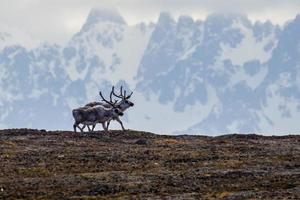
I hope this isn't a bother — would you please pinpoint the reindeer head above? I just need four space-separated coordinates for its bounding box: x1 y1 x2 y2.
99 90 124 117
112 86 134 111
113 108 124 117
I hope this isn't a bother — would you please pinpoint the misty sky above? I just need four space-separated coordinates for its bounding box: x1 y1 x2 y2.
0 0 300 44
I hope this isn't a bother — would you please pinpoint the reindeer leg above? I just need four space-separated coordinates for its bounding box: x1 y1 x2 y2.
81 124 86 132
74 122 84 133
101 122 108 132
73 123 77 133
87 125 92 132
78 124 84 132
76 124 84 132
91 123 96 132
116 117 125 131
106 119 111 130
105 122 109 132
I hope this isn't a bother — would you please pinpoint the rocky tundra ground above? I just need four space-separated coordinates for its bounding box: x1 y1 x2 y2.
0 129 299 199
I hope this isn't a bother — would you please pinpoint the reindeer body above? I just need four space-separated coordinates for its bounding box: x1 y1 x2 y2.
72 105 123 133
73 85 134 132
85 97 134 131
85 101 110 108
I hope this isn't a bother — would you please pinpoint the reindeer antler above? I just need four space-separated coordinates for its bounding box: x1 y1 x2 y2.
112 85 133 100
99 91 118 107
126 91 133 99
110 86 114 102
112 86 123 99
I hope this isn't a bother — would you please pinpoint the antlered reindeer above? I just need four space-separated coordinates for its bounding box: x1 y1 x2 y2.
85 86 134 131
72 93 123 133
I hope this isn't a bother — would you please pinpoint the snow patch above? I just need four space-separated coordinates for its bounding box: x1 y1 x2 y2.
65 22 154 88
229 64 268 89
127 85 218 134
220 21 276 65
259 83 300 134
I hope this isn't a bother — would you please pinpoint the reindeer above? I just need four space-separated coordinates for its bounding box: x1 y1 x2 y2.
85 86 134 131
72 93 123 133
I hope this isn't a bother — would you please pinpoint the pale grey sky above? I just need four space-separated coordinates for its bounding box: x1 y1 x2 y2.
0 0 299 44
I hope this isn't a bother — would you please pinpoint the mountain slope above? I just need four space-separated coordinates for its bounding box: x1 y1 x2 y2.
0 9 300 134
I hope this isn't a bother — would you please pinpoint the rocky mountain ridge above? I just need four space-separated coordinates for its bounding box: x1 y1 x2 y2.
0 8 300 134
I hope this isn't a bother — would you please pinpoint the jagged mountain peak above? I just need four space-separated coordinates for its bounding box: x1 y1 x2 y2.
295 14 300 21
288 13 300 28
80 7 126 31
253 20 277 32
205 12 252 28
206 12 248 20
177 15 195 26
157 12 176 26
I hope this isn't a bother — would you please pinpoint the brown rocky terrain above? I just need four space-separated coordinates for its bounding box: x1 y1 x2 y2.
0 129 299 199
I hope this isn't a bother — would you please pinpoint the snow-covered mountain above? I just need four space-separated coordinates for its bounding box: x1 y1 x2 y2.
0 8 300 135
